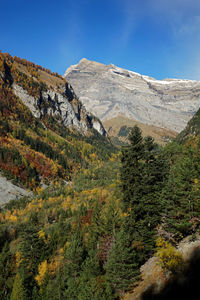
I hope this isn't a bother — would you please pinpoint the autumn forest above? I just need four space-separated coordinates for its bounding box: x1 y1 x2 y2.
1 51 200 299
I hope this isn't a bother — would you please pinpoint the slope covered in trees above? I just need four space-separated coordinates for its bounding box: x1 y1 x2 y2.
1 120 200 299
1 51 200 299
0 51 114 191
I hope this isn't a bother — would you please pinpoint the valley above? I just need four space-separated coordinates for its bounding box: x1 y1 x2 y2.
0 51 200 300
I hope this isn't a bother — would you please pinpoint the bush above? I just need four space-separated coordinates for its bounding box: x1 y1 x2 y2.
156 237 183 273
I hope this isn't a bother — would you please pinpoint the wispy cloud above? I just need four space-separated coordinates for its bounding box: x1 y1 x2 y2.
121 0 200 79
57 0 85 70
148 0 200 37
113 0 143 48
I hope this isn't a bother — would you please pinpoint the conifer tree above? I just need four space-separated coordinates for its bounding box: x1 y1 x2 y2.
105 230 139 295
10 273 26 300
19 224 47 298
78 250 114 299
120 125 144 211
0 242 13 299
62 227 85 299
120 127 167 259
162 146 200 237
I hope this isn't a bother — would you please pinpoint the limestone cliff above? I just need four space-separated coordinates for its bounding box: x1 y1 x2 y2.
65 59 200 133
0 54 107 137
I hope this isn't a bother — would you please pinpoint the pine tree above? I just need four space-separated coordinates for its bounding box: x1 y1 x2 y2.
0 242 13 299
162 145 200 237
120 127 168 259
19 224 47 298
120 125 144 211
105 230 139 295
10 273 26 300
78 250 114 299
61 227 85 299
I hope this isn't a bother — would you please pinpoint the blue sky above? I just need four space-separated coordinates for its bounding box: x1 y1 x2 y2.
1 0 200 80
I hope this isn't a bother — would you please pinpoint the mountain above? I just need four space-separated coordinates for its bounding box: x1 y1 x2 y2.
0 53 106 137
64 58 200 136
1 53 200 298
0 52 113 204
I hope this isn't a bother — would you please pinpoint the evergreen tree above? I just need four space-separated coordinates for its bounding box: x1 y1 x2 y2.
0 242 13 299
120 125 144 211
105 230 139 296
19 224 47 298
62 227 85 299
162 145 200 237
77 250 114 299
120 127 168 259
10 273 26 300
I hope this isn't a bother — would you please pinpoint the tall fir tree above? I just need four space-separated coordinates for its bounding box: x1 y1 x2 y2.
120 125 144 211
105 230 139 296
10 273 26 300
120 126 168 259
62 227 85 299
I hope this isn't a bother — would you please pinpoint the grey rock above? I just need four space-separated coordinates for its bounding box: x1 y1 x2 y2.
13 82 106 136
64 59 200 132
0 174 30 206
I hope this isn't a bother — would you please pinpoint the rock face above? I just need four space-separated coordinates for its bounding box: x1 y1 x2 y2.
125 234 200 300
65 59 200 132
0 55 106 137
0 53 108 205
13 82 106 136
0 174 30 206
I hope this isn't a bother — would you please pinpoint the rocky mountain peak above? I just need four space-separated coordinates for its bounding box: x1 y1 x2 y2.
65 59 200 133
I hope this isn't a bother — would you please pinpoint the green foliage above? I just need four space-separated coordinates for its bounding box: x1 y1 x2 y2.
106 230 140 295
0 242 13 299
10 273 26 300
120 126 168 261
118 125 131 137
161 143 200 238
176 108 200 143
1 52 200 298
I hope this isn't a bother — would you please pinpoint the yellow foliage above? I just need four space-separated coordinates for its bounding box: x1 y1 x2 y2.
15 251 22 267
38 230 47 242
59 247 64 255
5 211 18 222
35 260 48 286
156 237 183 273
35 186 44 195
48 256 63 277
65 241 70 248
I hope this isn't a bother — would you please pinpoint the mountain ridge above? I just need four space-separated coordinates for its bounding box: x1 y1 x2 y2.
65 58 200 133
0 51 114 203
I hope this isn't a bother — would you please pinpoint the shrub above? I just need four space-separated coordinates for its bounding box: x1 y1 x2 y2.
156 237 183 273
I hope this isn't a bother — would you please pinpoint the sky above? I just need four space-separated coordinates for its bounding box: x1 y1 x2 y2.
1 0 200 80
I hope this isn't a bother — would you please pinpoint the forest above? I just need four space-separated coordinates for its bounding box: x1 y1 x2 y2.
1 123 200 299
1 51 200 299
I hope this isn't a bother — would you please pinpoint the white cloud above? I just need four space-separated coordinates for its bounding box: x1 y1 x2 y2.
114 0 144 47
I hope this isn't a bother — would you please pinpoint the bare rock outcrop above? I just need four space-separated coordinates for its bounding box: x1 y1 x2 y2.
65 59 200 132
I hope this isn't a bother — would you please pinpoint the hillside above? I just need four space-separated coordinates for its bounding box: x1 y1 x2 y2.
176 107 200 143
103 115 177 146
1 52 200 300
0 51 114 202
65 58 200 134
1 119 200 299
